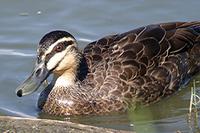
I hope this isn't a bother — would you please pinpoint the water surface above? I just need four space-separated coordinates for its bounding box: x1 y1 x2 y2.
0 0 200 133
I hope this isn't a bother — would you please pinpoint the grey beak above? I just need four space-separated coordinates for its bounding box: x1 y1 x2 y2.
16 62 50 97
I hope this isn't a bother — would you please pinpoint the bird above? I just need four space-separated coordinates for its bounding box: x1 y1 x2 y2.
16 21 200 116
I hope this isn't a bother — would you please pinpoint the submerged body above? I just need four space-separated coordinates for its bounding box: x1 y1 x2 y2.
16 22 200 116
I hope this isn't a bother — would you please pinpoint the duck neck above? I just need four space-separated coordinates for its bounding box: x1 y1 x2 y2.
53 67 77 88
51 53 88 89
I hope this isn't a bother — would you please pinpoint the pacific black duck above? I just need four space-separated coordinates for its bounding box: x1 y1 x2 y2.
16 21 200 116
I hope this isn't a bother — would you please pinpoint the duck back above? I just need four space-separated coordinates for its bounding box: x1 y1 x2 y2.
83 22 200 104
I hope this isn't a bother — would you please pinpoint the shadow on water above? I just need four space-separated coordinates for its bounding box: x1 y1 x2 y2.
128 76 200 133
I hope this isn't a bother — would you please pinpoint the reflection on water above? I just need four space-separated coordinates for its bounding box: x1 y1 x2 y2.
39 112 133 131
0 0 200 132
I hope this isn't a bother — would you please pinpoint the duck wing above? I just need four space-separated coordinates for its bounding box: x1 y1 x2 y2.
83 22 200 104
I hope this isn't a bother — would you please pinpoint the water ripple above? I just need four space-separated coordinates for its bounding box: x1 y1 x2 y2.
0 107 35 118
78 38 93 43
0 49 34 57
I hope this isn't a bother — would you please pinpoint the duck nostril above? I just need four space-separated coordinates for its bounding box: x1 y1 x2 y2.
17 89 22 97
35 68 42 77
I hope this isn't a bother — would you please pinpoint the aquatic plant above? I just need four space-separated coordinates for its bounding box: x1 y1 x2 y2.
188 80 200 133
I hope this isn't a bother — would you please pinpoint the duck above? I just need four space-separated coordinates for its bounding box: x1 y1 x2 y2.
16 21 200 116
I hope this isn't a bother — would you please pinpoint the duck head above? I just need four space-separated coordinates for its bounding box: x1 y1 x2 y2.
16 30 80 97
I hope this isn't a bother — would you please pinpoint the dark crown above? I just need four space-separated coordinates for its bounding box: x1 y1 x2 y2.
39 30 75 50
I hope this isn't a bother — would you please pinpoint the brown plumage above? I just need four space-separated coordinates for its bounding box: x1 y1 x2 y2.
16 21 200 116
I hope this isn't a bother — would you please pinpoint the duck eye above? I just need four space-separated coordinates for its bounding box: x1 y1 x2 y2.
55 44 64 52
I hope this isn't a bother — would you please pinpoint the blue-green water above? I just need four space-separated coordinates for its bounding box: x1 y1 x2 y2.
0 0 200 132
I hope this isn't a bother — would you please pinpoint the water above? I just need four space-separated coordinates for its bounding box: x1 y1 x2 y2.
0 0 200 132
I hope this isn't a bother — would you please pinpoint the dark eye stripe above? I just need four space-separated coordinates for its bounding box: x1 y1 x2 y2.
66 40 74 46
53 43 65 52
44 40 74 65
45 52 55 65
53 41 74 52
54 44 65 52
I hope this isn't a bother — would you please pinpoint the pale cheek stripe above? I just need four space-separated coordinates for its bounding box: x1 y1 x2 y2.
46 50 68 70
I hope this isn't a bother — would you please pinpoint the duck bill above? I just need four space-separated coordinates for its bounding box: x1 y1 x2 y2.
16 62 50 97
